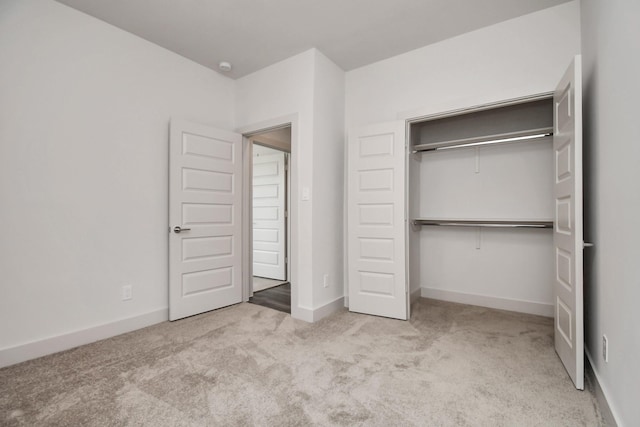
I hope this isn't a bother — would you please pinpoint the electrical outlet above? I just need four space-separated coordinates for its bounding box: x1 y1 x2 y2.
323 274 329 288
302 187 310 201
122 285 132 301
602 335 609 362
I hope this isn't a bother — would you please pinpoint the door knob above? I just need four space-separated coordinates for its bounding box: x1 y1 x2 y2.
173 226 191 233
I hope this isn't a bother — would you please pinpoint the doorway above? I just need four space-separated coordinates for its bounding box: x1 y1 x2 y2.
247 126 291 314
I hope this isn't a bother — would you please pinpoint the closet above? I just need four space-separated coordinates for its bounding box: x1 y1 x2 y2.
347 57 584 389
408 96 555 320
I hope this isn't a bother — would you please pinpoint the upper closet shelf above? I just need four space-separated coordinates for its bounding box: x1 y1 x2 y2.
412 127 553 153
412 218 553 229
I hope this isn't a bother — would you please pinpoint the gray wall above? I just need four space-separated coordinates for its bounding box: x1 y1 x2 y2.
581 1 640 425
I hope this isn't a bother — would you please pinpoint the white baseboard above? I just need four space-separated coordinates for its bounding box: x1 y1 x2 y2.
585 350 620 427
312 296 345 322
294 296 345 323
421 287 554 317
292 305 314 323
0 308 168 368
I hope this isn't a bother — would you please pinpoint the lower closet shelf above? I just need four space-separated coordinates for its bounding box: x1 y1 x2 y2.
412 218 553 229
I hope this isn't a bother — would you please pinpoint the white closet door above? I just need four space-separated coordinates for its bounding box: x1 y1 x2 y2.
553 56 584 389
348 121 407 320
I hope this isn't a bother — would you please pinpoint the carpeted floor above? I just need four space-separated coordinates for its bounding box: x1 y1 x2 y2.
1 299 603 426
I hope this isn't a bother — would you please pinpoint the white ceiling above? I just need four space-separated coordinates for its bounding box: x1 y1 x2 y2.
55 0 571 79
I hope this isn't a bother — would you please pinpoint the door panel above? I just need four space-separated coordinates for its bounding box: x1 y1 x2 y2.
553 56 584 389
169 120 242 321
252 148 286 280
348 122 407 320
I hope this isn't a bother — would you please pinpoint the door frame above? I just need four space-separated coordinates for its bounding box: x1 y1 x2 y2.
237 114 299 319
402 92 556 317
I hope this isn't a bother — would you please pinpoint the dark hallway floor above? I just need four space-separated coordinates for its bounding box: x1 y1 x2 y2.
248 282 291 314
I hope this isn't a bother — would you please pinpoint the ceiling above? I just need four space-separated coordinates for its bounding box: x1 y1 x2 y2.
55 0 571 79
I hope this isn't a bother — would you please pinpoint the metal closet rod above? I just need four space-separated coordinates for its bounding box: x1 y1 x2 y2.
412 219 554 229
412 127 554 153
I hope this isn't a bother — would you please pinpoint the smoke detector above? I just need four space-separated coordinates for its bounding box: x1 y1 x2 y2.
219 61 232 72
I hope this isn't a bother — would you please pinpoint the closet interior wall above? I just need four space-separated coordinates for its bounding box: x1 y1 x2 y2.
408 97 556 316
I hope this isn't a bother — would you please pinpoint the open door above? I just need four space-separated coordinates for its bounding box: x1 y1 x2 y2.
348 121 407 320
169 120 242 321
553 56 584 389
252 147 286 280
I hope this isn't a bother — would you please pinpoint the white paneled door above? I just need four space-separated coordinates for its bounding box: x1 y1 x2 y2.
553 56 584 389
348 121 407 320
169 120 242 321
252 148 286 280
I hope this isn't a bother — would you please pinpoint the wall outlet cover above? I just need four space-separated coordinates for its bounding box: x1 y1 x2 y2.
122 285 132 301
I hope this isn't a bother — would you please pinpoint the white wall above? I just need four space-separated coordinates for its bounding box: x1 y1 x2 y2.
345 1 581 315
0 0 234 357
346 1 581 129
417 140 555 315
581 1 640 425
235 48 346 320
311 50 346 309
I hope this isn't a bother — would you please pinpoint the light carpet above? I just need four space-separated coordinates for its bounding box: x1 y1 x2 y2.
1 298 603 426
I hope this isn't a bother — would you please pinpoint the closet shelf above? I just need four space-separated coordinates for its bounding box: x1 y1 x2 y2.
412 218 554 229
412 127 553 153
